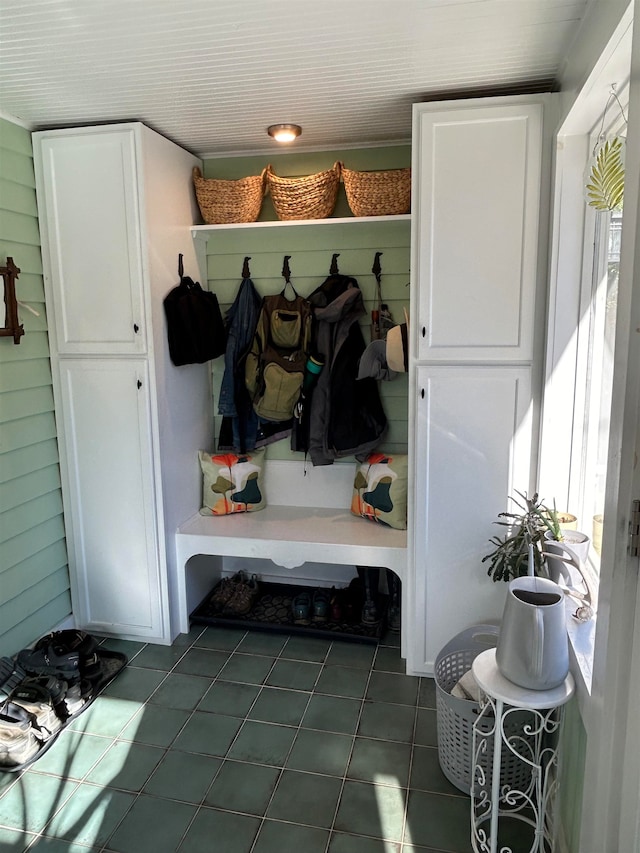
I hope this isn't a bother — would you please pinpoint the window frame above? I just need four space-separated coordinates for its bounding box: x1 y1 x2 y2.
539 86 630 705
569 202 622 588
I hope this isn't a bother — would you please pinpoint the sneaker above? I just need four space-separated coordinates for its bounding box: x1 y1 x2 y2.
61 678 93 719
209 572 245 613
223 574 260 616
312 589 330 623
8 678 64 740
0 701 42 766
292 591 311 625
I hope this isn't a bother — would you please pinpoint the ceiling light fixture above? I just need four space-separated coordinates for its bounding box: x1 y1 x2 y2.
267 123 302 143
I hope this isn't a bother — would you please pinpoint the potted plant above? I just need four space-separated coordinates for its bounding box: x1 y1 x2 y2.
538 500 591 567
482 491 551 582
483 492 595 621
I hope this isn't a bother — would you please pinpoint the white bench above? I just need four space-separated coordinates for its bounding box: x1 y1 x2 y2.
174 460 408 652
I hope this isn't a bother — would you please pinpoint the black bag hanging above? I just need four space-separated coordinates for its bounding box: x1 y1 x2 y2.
163 255 226 366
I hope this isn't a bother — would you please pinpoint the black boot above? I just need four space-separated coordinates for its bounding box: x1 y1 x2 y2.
358 566 380 625
386 570 401 632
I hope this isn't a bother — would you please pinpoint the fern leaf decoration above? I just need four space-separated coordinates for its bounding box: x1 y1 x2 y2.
586 137 625 211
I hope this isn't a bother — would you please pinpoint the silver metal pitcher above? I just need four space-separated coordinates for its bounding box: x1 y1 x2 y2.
496 546 569 690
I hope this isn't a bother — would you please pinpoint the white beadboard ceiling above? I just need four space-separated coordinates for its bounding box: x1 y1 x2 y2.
0 0 588 158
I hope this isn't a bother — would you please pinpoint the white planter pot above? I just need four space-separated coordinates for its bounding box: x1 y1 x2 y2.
543 529 590 582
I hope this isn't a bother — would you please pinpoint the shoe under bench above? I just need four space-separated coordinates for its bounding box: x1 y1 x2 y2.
174 460 408 652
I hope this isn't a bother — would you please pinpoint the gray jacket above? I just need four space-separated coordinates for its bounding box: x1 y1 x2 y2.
307 275 387 466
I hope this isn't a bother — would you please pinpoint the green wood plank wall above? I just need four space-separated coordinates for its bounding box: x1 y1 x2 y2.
200 146 410 462
558 696 587 853
0 116 71 657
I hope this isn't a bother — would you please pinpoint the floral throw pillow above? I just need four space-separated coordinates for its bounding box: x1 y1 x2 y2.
351 452 408 530
199 449 266 515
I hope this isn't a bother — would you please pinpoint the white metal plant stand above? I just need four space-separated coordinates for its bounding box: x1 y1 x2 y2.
470 649 575 853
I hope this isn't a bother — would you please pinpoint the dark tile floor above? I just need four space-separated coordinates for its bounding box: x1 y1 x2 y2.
0 625 476 852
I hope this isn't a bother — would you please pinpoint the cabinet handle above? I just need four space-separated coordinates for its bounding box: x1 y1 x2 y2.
137 379 142 389
133 323 139 333
422 326 426 338
421 388 425 399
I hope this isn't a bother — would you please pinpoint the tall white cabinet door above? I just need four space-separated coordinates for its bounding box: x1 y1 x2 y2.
35 128 146 355
412 102 542 363
408 365 533 674
57 359 167 639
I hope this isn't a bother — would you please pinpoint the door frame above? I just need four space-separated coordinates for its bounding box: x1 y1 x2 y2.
580 3 640 847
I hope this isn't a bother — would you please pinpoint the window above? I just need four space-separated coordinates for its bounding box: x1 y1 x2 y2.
570 207 621 574
568 113 626 579
540 18 631 699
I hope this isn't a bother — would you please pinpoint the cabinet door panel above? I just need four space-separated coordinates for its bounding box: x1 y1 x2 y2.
413 103 542 361
38 129 146 354
409 365 532 674
58 359 164 637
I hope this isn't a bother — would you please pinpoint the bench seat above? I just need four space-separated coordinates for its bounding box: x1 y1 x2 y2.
173 461 409 654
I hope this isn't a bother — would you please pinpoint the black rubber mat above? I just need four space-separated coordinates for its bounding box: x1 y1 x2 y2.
191 581 388 644
0 647 127 773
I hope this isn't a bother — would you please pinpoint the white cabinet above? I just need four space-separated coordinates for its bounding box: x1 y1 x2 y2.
58 359 163 635
407 96 551 675
411 364 532 673
34 123 212 644
413 103 542 363
35 130 146 354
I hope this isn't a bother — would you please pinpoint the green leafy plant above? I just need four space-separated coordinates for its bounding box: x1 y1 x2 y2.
586 137 625 211
482 491 551 582
533 499 563 541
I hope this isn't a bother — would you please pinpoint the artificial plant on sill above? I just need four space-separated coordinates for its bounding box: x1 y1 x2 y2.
482 491 551 582
585 85 627 212
482 491 594 621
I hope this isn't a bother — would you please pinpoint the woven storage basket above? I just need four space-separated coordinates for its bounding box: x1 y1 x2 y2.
192 167 265 225
265 162 341 221
435 625 534 796
341 165 411 217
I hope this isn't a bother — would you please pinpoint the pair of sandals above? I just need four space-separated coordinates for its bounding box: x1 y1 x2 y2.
17 629 102 687
292 589 330 625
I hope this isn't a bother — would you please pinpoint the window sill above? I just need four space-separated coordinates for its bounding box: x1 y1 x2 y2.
565 593 598 722
556 558 597 710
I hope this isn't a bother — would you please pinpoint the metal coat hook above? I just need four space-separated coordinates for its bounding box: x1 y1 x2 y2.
0 257 24 344
330 253 340 275
178 253 184 278
372 251 383 284
370 252 384 341
242 256 251 278
281 255 298 298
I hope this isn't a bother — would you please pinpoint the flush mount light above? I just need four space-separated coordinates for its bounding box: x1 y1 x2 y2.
267 124 302 143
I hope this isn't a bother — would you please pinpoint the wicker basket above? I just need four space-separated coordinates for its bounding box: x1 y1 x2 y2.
341 165 411 217
192 167 266 225
265 162 341 221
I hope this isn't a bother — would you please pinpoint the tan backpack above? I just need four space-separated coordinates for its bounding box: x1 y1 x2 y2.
245 288 312 422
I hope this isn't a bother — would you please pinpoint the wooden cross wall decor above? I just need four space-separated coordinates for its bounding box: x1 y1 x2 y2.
0 257 24 344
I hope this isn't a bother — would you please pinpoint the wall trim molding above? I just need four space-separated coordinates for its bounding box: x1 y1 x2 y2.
0 110 33 129
200 137 412 160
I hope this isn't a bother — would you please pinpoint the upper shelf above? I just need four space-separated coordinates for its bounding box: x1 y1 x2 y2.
191 214 411 238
